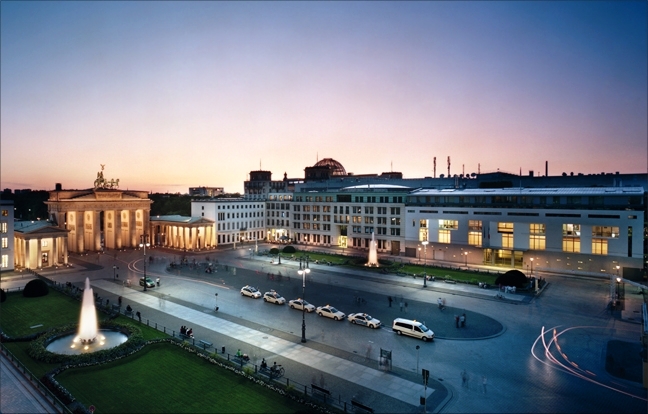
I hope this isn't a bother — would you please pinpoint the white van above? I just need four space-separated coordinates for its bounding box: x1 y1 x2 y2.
392 318 435 341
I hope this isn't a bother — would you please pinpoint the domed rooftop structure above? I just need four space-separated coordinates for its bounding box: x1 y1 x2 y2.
313 158 346 176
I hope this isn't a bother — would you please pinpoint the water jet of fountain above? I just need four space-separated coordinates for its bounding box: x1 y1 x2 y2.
367 232 379 267
76 278 98 344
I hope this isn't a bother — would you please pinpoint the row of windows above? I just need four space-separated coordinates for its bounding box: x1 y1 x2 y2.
217 211 264 220
217 221 262 231
266 203 290 210
213 204 263 210
407 195 642 207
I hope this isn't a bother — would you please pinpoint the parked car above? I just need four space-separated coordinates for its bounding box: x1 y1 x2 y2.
240 285 262 298
347 313 381 329
263 290 286 305
139 277 155 288
316 305 345 321
392 318 434 341
288 298 316 312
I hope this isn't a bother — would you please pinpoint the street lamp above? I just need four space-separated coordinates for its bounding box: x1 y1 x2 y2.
418 246 421 263
298 262 311 343
422 241 429 288
464 251 469 267
113 264 119 280
530 257 534 277
139 234 150 291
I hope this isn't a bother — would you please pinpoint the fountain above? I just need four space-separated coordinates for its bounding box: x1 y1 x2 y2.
366 232 379 267
45 278 128 355
77 278 98 344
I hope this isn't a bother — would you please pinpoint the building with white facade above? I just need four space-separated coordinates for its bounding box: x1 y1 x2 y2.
0 200 15 271
191 199 265 246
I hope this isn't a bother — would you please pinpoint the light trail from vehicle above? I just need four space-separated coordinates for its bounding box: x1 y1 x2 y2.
531 325 647 401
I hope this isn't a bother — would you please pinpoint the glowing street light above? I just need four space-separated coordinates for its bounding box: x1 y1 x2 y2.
139 234 150 291
298 261 311 343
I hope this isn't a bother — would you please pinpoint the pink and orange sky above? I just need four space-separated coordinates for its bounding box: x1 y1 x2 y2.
2 2 646 194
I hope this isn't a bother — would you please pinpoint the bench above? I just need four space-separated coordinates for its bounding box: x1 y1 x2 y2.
199 340 213 350
351 400 374 413
311 384 330 401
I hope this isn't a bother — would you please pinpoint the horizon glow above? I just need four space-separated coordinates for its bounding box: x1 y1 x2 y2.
2 2 646 194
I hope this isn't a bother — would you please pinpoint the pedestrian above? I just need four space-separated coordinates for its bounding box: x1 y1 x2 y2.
482 376 487 393
438 298 444 310
404 302 408 313
461 313 466 327
136 311 142 322
455 315 459 328
156 277 160 286
399 301 404 312
388 296 393 307
118 296 122 307
461 369 468 387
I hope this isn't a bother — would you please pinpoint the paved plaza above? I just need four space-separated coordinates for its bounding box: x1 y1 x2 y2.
1 246 646 413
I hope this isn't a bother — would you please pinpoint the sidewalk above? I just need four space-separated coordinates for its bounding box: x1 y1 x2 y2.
0 352 60 414
93 279 445 413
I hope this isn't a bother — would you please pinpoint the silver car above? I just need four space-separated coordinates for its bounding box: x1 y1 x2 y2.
288 298 315 312
316 305 345 321
263 290 286 305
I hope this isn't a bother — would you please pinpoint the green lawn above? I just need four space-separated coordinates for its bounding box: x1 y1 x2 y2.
56 342 306 413
270 249 501 284
1 288 313 414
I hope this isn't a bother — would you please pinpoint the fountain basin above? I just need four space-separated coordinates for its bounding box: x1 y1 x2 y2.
46 329 128 355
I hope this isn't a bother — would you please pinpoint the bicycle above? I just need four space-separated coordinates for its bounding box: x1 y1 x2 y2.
266 364 284 379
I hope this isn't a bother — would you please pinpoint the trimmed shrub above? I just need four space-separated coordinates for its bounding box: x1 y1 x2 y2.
269 248 280 255
23 279 49 298
282 245 296 254
494 270 528 288
0 289 6 303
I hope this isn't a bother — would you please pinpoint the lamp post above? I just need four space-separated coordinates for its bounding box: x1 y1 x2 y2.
298 261 310 343
139 234 150 291
418 246 421 263
113 264 119 280
422 241 428 287
464 251 469 267
416 345 420 373
616 277 621 306
530 257 534 277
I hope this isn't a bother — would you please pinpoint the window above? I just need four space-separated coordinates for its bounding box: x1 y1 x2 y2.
365 206 374 214
377 217 387 225
1 238 7 248
438 229 451 243
391 217 401 225
529 223 546 250
353 226 362 233
419 219 427 228
563 237 580 253
501 233 513 249
390 207 401 215
352 206 361 214
390 228 401 236
592 226 619 238
497 222 513 233
1 255 7 268
365 217 374 224
364 227 374 234
1 222 7 233
353 216 362 223
377 227 387 235
439 220 458 230
1 210 7 216
377 207 387 215
592 238 608 255
563 224 581 236
468 221 482 246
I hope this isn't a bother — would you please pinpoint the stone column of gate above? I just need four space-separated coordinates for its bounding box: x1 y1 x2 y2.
190 227 197 250
93 210 102 251
62 239 68 265
52 237 58 266
114 210 122 249
129 210 137 248
74 211 84 253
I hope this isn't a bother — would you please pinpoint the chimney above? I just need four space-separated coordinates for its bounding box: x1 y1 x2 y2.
545 161 548 177
55 183 62 191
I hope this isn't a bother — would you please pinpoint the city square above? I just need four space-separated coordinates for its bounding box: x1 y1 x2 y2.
1 2 647 413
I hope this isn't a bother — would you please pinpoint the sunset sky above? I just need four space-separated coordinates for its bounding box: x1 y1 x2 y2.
2 1 646 194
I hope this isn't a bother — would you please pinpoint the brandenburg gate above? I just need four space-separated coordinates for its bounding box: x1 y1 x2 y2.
46 166 152 253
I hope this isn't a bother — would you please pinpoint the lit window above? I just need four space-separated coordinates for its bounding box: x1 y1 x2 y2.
592 238 608 255
439 229 451 244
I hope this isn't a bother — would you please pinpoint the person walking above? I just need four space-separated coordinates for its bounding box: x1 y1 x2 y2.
455 315 460 328
136 311 142 322
388 296 393 307
404 302 408 313
118 296 122 307
156 277 161 287
461 313 466 327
